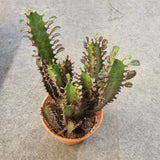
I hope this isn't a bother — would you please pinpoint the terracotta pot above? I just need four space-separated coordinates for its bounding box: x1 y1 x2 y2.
40 95 103 145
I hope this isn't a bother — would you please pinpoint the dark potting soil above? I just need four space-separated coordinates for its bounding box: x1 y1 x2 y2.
42 100 96 138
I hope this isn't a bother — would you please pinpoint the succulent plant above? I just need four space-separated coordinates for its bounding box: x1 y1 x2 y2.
20 8 140 138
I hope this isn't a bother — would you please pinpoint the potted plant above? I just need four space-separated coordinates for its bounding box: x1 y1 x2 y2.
20 8 140 145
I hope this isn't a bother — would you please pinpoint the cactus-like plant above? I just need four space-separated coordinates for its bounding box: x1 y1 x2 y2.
20 8 140 138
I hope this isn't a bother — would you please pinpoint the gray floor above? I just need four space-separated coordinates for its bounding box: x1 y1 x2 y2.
0 0 160 160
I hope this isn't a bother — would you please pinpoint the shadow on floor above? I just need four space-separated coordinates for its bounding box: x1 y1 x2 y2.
0 23 21 88
34 135 82 160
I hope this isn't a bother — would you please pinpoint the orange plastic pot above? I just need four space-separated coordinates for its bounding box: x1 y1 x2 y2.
40 95 103 145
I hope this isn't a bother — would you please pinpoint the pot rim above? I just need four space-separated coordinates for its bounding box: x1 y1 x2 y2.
40 95 103 144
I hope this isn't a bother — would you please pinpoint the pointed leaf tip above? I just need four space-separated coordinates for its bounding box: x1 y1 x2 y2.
123 55 132 61
23 7 28 12
20 29 26 33
124 82 133 88
48 16 56 21
86 36 89 43
43 7 49 14
129 60 140 66
56 47 64 54
94 33 99 40
112 46 119 55
99 36 103 43
102 39 108 46
83 41 87 48
50 26 61 33
126 70 136 80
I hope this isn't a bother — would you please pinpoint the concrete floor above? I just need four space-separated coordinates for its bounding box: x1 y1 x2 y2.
0 0 160 159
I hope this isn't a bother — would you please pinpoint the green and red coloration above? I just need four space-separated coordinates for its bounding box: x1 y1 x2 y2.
20 8 140 138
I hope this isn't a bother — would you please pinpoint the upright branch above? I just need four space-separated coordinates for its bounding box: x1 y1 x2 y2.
20 9 140 138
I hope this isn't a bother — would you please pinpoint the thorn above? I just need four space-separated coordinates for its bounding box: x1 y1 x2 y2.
50 26 61 35
23 7 29 12
52 39 59 45
56 47 65 54
20 29 27 33
104 56 109 61
82 52 87 56
32 54 39 57
86 36 89 43
101 45 107 50
80 59 85 64
74 76 79 79
102 39 108 46
48 16 56 22
94 33 99 41
102 51 107 56
51 33 60 40
74 72 79 76
23 35 32 40
98 36 103 44
53 44 63 50
24 13 28 17
42 7 49 15
66 55 69 59
83 41 87 49
47 21 54 28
